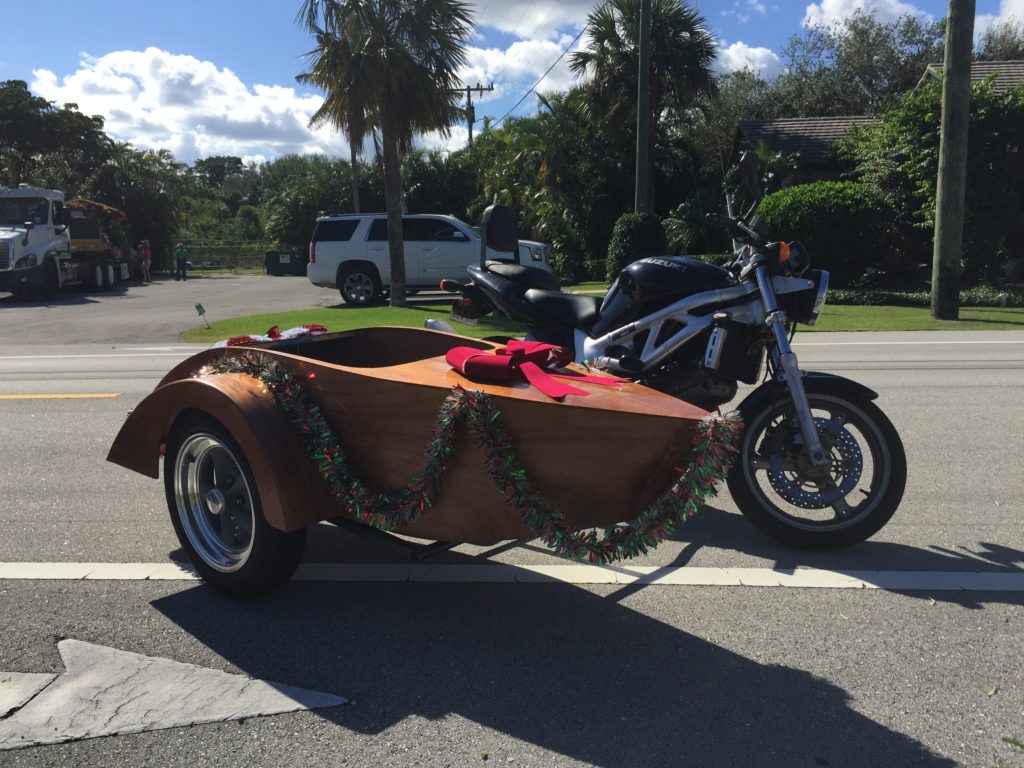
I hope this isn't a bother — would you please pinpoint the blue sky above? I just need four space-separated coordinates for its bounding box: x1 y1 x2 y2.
0 0 1015 164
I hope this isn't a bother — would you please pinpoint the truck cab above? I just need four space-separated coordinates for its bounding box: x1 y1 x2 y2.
0 186 71 297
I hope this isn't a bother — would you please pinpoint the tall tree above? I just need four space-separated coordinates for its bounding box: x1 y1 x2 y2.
298 0 473 306
777 10 945 116
976 18 1024 60
569 0 716 208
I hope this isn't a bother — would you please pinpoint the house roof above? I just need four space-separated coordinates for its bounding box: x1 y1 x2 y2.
736 117 875 165
919 59 1024 94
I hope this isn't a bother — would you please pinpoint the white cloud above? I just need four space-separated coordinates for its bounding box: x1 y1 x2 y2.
803 0 926 27
460 34 583 100
31 47 347 163
467 0 591 40
975 0 1024 39
714 41 783 79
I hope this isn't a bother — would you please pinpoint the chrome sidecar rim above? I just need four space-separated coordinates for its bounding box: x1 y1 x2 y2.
173 433 256 572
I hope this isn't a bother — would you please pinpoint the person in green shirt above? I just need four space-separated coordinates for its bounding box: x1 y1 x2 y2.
174 243 189 281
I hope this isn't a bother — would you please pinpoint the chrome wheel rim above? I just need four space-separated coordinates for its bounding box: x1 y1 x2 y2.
742 395 891 532
173 433 256 572
342 272 374 303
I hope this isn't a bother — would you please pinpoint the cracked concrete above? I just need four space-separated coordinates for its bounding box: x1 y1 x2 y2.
0 639 347 750
0 673 57 719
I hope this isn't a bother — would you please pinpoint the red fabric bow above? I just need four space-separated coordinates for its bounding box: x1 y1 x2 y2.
446 340 627 400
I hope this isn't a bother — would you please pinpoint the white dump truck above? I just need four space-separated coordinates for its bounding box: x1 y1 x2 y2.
0 185 127 298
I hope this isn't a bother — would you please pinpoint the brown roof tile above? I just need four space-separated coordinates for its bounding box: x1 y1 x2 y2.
737 117 875 164
921 59 1024 94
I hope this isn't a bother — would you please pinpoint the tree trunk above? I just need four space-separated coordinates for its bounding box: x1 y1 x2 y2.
380 121 407 308
931 0 975 320
349 141 361 214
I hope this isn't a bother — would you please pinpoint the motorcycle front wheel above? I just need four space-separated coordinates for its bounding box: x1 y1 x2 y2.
728 390 907 550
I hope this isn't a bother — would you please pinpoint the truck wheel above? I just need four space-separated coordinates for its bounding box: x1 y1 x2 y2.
89 262 104 292
104 261 117 289
163 413 306 598
42 259 61 300
338 264 383 306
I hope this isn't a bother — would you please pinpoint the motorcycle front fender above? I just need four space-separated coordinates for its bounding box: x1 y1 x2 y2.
736 372 879 417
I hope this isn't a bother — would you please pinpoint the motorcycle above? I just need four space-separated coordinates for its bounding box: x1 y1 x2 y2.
440 158 907 550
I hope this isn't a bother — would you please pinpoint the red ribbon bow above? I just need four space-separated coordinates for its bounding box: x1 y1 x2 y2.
446 340 627 400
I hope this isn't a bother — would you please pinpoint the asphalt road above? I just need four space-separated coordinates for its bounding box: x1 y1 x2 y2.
0 278 1022 767
0 273 341 345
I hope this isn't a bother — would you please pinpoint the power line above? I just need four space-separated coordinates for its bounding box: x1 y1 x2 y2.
491 26 587 127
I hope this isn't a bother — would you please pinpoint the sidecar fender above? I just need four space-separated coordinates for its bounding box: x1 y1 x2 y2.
736 372 879 418
106 373 333 532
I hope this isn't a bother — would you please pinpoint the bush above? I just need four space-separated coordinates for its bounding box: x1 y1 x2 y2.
827 285 1024 307
606 213 667 282
756 181 894 287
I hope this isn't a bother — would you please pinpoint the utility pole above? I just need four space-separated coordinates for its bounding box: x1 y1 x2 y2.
634 0 653 213
931 0 975 320
454 82 494 144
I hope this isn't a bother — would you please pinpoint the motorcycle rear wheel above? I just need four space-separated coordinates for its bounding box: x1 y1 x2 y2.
728 390 906 550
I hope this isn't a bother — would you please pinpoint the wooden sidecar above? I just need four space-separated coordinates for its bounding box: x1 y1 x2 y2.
108 326 736 597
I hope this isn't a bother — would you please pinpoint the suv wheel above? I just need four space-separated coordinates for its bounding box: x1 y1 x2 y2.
339 265 382 306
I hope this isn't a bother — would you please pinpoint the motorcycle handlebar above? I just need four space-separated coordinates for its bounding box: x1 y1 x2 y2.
704 212 765 247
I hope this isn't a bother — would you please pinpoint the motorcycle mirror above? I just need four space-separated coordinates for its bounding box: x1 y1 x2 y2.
738 151 762 203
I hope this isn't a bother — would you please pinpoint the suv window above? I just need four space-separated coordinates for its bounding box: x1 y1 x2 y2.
367 218 388 241
313 219 359 242
407 219 466 242
369 217 465 242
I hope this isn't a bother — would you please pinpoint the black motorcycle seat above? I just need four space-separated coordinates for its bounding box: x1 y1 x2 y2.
485 260 562 292
523 288 602 331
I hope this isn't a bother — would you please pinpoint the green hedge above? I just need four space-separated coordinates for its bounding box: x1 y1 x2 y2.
827 285 1024 307
757 181 893 288
606 213 667 282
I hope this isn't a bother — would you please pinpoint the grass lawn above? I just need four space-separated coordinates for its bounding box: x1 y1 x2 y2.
181 303 523 343
812 304 1024 331
181 300 1024 343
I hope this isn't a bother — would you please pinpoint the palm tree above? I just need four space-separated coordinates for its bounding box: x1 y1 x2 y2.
570 0 716 204
298 0 473 306
297 27 373 213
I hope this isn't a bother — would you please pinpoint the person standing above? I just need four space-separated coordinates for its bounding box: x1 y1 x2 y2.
174 242 189 281
138 240 152 283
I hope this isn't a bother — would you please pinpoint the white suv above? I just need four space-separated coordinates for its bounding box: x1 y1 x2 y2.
307 213 553 305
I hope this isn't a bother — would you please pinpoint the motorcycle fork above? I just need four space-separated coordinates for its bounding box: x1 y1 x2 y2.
754 265 829 469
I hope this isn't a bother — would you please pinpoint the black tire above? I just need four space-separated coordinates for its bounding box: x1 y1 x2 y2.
338 264 383 306
102 260 116 291
88 262 105 292
41 258 61 300
163 413 306 598
727 390 906 550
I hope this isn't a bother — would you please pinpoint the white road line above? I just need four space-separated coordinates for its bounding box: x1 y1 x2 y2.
794 340 1024 346
0 340 1021 361
0 562 1021 590
0 353 192 360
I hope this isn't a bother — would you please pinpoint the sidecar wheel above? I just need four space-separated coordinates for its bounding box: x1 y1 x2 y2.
728 392 906 550
164 413 306 598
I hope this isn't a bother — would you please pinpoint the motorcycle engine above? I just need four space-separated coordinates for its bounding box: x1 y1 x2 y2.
641 358 737 411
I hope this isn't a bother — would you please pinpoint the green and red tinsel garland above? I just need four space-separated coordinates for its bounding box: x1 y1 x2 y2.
198 350 743 565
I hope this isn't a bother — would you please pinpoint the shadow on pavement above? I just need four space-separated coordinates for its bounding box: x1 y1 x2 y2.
296 504 1024 610
153 580 954 768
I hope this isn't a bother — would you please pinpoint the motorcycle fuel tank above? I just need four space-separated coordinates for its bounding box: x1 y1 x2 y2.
597 256 734 333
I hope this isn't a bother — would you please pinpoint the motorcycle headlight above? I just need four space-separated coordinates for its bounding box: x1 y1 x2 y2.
15 254 37 269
